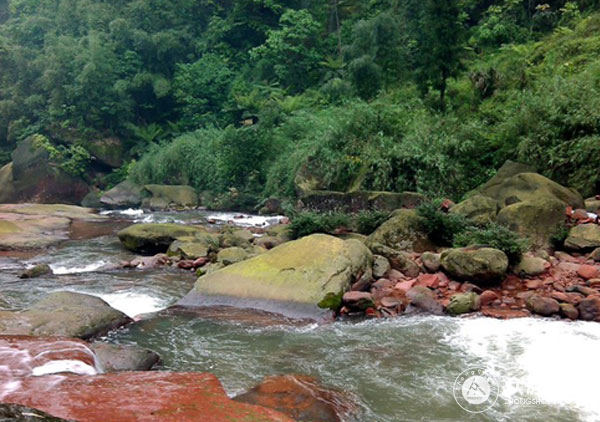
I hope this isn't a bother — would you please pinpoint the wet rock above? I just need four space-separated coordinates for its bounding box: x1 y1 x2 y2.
565 224 600 251
450 195 499 224
0 403 75 422
342 291 374 310
168 240 209 260
578 296 600 321
526 295 560 316
126 253 170 269
372 255 391 279
19 264 52 279
180 234 372 319
577 265 599 280
481 307 530 319
446 292 481 316
551 291 570 303
368 242 419 278
440 247 508 285
4 372 294 422
525 279 543 290
566 285 598 297
234 374 356 422
100 180 143 209
217 247 250 266
90 343 160 372
421 252 441 273
406 286 443 315
0 291 131 339
366 209 434 252
559 303 579 320
514 256 550 277
118 223 207 254
479 290 499 306
142 184 198 210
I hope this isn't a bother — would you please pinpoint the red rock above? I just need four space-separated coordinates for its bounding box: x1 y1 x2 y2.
555 252 580 263
525 280 543 290
577 265 599 280
234 375 357 422
365 307 378 317
380 297 402 309
526 295 560 316
192 257 209 267
178 260 195 269
461 283 483 294
3 372 293 422
481 307 529 319
448 281 461 291
479 290 499 306
387 269 404 281
371 278 394 290
551 292 570 303
342 292 374 310
416 273 440 289
394 280 416 292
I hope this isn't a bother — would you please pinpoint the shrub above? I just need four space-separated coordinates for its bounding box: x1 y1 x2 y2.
288 211 351 239
550 224 571 250
453 223 529 265
416 200 470 246
355 210 391 235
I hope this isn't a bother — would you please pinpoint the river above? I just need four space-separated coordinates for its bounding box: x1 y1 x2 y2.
1 209 599 422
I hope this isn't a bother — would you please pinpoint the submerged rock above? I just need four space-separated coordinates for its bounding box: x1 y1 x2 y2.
118 223 207 254
234 374 357 422
440 247 508 285
0 291 131 339
90 343 160 372
3 372 294 422
19 264 52 279
179 234 372 320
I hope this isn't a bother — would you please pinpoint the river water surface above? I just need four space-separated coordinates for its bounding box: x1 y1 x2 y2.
1 209 599 422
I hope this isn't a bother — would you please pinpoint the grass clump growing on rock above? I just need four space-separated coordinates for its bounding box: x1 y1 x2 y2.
454 224 529 265
288 212 351 239
417 200 470 246
355 210 391 235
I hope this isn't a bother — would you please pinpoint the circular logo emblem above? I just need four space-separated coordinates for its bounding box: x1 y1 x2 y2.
453 367 499 413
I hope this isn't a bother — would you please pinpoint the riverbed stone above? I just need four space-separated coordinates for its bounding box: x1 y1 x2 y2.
440 247 508 285
180 234 372 319
421 252 441 273
19 264 52 279
367 209 434 252
446 292 481 316
406 286 444 315
90 343 160 372
118 223 207 254
565 224 600 251
217 247 250 266
514 256 550 276
368 242 419 278
100 180 144 208
0 292 131 339
142 184 198 209
559 303 579 320
168 240 209 260
526 295 560 316
578 296 600 321
372 255 391 279
234 374 356 422
221 229 255 248
3 372 294 422
450 195 499 224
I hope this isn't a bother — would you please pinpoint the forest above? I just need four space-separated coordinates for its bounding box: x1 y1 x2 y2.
1 0 600 208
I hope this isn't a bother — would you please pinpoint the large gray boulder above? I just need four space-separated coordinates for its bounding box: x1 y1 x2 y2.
100 180 144 208
0 291 131 339
142 184 199 210
441 247 509 285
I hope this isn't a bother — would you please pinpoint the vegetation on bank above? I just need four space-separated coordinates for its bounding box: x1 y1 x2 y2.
1 1 600 202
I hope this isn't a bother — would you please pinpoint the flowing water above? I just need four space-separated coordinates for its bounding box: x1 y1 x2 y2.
2 210 600 422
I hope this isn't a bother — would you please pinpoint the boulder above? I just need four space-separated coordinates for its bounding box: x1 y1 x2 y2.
513 256 550 276
367 209 434 252
118 223 207 254
577 265 599 280
3 372 294 422
298 190 424 213
526 295 560 316
6 135 90 204
466 160 535 199
80 189 103 208
90 343 160 372
421 252 441 273
559 303 579 320
179 234 372 319
142 184 198 209
217 247 250 266
234 375 356 422
19 264 52 279
0 291 131 339
100 180 143 209
446 292 481 315
578 296 600 321
406 286 444 315
565 224 600 251
496 196 566 248
86 137 124 168
450 195 499 224
168 240 209 260
440 247 508 285
0 404 75 422
372 255 391 279
368 242 420 278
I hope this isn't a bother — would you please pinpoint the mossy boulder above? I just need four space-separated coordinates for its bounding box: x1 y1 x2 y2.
368 242 420 277
217 247 250 266
446 292 481 316
221 229 255 248
0 291 131 339
440 247 509 285
298 190 424 213
86 137 124 168
179 234 372 319
564 224 600 251
168 240 209 260
496 197 566 248
142 184 198 209
367 209 434 252
100 180 144 208
513 256 549 276
118 223 207 254
19 264 52 279
465 160 535 199
266 225 293 243
450 195 499 224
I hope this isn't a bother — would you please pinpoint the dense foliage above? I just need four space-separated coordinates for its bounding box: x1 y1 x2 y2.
2 0 600 201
